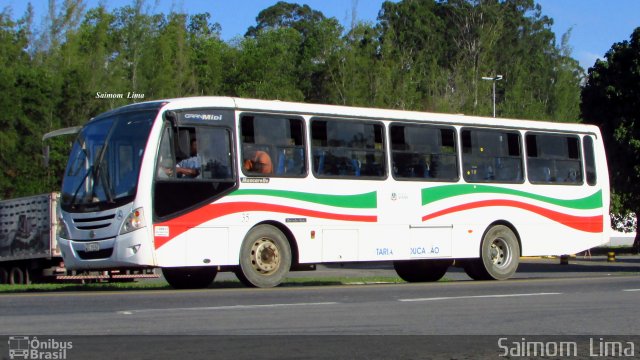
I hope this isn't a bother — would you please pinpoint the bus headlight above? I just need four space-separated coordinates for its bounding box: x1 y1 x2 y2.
120 207 146 235
57 217 70 239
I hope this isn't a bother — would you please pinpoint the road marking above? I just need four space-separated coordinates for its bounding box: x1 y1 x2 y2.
118 301 338 315
623 289 640 292
398 292 562 302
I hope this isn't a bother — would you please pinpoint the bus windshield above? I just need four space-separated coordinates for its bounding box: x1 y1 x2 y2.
61 109 157 212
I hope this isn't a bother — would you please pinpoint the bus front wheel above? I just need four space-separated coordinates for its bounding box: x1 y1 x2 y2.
393 259 453 282
162 266 217 289
463 225 520 280
236 224 292 288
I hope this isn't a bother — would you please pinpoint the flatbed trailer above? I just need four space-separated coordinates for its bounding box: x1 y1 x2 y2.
0 193 156 284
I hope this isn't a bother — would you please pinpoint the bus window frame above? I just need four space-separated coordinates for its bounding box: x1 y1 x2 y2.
583 135 597 186
460 127 525 184
239 112 308 178
152 116 238 222
310 117 388 180
389 122 460 182
525 131 584 186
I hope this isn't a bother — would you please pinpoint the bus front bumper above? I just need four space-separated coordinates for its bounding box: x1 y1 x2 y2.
58 229 155 270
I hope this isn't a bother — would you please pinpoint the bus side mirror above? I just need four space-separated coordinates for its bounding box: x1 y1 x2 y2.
41 125 82 169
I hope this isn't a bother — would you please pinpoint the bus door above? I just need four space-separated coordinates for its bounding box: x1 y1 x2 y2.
153 109 236 266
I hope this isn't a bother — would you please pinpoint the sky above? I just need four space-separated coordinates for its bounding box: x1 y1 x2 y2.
1 0 639 71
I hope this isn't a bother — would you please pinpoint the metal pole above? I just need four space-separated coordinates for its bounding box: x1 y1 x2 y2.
482 75 502 118
492 80 496 118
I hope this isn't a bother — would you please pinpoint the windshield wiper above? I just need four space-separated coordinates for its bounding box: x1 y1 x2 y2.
92 120 119 204
69 164 94 209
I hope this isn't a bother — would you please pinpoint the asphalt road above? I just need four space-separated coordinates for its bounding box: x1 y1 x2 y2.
2 262 640 336
2 257 640 359
259 254 640 282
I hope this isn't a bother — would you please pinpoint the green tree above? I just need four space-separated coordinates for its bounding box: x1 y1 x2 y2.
0 0 588 199
378 0 448 111
245 1 325 38
325 23 378 106
140 12 194 98
581 27 640 251
232 28 304 100
187 13 228 95
441 0 504 114
550 29 582 122
0 5 63 198
244 2 342 103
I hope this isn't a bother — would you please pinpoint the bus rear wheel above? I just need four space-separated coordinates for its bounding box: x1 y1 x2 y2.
236 225 291 288
394 259 453 282
463 225 520 280
162 266 217 289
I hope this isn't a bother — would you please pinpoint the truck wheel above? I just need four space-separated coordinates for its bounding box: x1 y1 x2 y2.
236 225 291 288
9 266 25 285
394 259 453 282
463 225 520 280
162 267 217 289
0 268 7 284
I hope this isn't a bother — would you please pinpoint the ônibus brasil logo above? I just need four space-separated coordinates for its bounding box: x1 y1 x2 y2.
7 336 72 360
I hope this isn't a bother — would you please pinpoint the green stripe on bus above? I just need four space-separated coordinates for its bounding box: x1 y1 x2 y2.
422 184 602 210
230 189 377 209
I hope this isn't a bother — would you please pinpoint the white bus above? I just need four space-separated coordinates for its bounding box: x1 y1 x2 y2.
57 97 610 288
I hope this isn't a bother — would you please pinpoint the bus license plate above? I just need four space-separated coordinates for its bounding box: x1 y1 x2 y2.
84 242 100 252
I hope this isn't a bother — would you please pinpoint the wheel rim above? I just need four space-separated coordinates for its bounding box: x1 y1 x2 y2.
250 237 281 275
489 237 512 269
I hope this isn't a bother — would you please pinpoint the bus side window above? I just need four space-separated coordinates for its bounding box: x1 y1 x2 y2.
311 118 386 179
153 121 236 219
526 133 583 185
584 136 597 185
174 129 191 162
461 128 523 183
241 115 306 177
197 127 233 180
390 124 458 181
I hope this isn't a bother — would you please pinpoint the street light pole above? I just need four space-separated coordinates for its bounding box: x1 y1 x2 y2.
481 75 503 117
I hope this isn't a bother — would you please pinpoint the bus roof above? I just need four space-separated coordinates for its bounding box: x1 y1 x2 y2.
129 96 600 135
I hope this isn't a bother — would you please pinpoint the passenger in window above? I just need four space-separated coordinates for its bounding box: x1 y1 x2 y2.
176 138 200 178
244 149 273 174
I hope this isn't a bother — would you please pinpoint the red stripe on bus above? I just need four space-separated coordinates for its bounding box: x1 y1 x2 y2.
154 202 377 249
421 199 603 233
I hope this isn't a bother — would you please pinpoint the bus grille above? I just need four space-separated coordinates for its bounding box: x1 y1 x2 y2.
73 214 116 230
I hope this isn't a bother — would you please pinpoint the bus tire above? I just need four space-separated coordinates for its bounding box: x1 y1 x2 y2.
463 225 520 280
393 259 452 282
236 224 291 288
9 266 25 285
162 267 217 289
0 267 8 284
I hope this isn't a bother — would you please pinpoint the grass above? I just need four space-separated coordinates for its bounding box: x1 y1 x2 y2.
0 276 408 294
0 281 171 293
